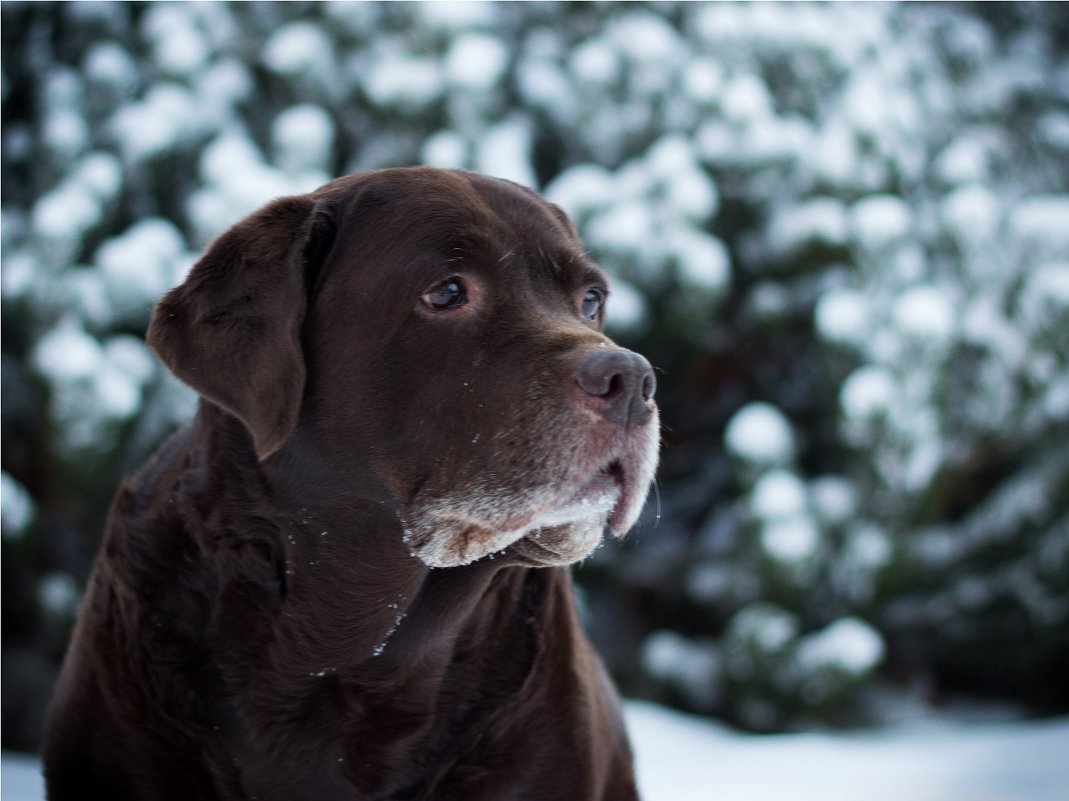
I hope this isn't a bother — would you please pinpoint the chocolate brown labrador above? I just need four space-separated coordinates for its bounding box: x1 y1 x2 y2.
43 167 659 801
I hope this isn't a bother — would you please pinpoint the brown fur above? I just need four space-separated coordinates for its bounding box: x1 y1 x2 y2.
43 168 659 801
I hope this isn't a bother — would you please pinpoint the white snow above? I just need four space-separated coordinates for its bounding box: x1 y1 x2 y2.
37 572 80 618
850 194 912 251
31 319 153 448
3 704 1069 801
83 41 138 97
272 104 335 174
728 603 799 656
794 617 884 677
371 612 407 657
960 297 1029 371
545 164 617 219
766 198 848 258
93 360 142 421
842 74 892 138
606 12 681 65
745 282 789 322
194 58 253 121
1039 110 1069 150
362 53 442 111
686 562 734 605
891 285 956 343
721 72 773 125
750 470 807 521
808 476 857 526
681 58 723 104
516 57 576 119
648 138 718 221
941 183 1001 244
843 524 893 572
416 1 494 31
421 130 468 170
1 472 36 539
587 201 655 255
840 365 896 422
694 121 734 165
1041 372 1069 421
199 132 268 189
110 83 203 164
73 152 123 203
474 119 537 189
42 69 80 113
0 249 35 301
42 108 88 160
261 22 333 78
1018 262 1069 332
444 33 508 91
644 135 691 179
761 516 820 563
188 133 326 244
724 402 796 465
604 279 648 334
32 183 100 251
143 5 210 77
1009 195 1069 256
569 38 621 86
669 229 730 294
641 631 720 707
0 754 41 801
95 218 187 322
104 336 157 388
935 136 990 185
814 287 870 346
627 703 1069 801
32 319 103 384
810 120 860 188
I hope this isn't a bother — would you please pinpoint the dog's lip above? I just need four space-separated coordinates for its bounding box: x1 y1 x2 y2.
572 461 623 499
502 461 622 536
606 453 654 537
605 461 632 534
557 460 623 514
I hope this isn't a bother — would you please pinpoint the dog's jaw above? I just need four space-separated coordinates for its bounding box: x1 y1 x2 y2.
402 405 659 569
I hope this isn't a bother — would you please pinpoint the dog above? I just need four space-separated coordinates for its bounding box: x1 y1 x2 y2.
43 167 660 800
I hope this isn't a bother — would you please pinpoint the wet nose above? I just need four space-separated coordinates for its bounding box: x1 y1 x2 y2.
574 349 656 428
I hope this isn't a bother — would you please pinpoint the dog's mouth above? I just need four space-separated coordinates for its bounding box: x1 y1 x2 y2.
602 460 632 533
403 462 629 568
573 459 641 535
403 408 659 568
564 460 623 508
528 458 625 531
574 457 650 537
522 451 650 546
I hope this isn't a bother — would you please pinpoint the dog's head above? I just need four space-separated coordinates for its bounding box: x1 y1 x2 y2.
148 168 659 568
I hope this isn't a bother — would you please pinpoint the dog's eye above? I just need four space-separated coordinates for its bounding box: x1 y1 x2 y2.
422 278 467 311
580 288 605 320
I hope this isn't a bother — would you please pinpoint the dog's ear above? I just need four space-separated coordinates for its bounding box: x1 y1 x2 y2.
147 195 335 460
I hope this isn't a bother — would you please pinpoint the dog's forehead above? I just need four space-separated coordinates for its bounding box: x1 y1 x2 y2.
323 168 592 279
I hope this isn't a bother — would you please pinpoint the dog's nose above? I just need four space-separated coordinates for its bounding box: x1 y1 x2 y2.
575 349 656 428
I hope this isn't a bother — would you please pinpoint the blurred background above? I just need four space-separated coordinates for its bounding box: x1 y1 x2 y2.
3 0 1068 757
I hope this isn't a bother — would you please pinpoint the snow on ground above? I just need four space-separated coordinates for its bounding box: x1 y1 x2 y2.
626 702 1069 801
0 753 41 801
4 702 1067 801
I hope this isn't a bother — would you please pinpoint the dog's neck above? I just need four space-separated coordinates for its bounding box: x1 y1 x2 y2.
184 401 566 693
172 404 580 794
